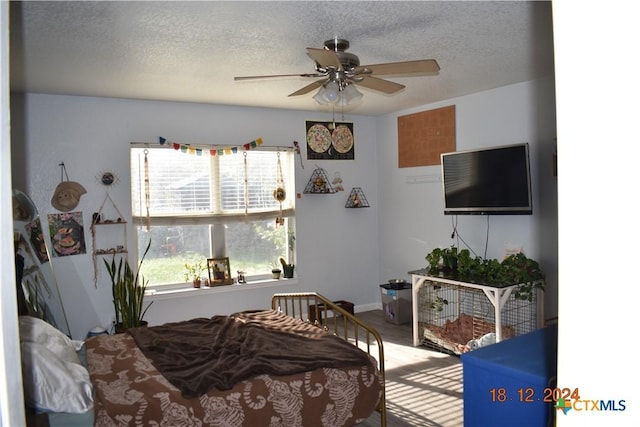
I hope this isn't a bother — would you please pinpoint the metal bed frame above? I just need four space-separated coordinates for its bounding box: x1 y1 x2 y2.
272 292 386 427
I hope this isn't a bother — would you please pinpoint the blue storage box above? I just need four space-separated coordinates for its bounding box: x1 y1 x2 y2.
461 324 557 427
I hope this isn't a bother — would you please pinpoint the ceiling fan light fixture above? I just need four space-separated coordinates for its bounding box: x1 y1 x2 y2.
235 38 439 109
324 81 340 103
313 80 340 105
312 87 331 105
341 83 363 104
314 81 363 106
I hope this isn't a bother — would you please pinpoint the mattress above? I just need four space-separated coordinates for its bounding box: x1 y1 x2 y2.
85 312 382 426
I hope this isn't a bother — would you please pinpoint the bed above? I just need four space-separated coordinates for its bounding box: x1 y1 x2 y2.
21 292 386 427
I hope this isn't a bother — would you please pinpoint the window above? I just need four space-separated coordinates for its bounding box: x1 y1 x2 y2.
130 145 295 287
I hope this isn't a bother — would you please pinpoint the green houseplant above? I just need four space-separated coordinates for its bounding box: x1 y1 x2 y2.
425 246 545 301
104 240 153 331
279 257 294 278
426 245 468 273
184 260 206 287
493 252 545 301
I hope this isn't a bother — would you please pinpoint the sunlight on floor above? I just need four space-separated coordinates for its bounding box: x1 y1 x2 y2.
357 339 464 426
355 310 464 426
385 361 463 426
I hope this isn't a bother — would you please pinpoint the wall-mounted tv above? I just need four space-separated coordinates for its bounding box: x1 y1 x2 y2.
441 143 532 215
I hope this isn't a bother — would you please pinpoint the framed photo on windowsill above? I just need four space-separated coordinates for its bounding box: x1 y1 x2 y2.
207 257 233 286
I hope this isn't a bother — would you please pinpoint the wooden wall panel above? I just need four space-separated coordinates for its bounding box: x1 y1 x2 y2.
397 105 455 168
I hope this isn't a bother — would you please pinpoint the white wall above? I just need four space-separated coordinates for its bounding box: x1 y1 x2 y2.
11 94 379 339
12 78 558 340
376 76 558 320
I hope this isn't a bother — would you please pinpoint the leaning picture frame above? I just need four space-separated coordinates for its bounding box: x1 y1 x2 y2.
207 257 233 286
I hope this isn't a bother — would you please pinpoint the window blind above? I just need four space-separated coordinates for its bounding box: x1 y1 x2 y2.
131 146 295 224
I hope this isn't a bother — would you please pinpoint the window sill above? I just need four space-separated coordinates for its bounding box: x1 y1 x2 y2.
145 278 299 301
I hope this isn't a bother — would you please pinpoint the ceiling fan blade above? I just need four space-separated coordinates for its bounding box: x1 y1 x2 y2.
288 80 325 97
234 73 323 81
306 48 343 71
354 76 405 94
355 59 440 76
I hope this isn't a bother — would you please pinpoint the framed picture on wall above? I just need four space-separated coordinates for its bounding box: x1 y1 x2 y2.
207 257 233 286
306 120 354 160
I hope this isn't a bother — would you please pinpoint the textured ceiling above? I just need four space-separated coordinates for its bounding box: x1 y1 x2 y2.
9 1 555 116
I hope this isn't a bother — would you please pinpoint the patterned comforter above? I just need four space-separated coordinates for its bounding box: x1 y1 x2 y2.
85 312 382 426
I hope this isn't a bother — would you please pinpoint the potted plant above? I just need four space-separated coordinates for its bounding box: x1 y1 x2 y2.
425 245 466 273
494 253 545 301
279 257 294 278
271 262 282 279
103 240 153 332
184 260 206 288
425 247 443 272
425 246 545 301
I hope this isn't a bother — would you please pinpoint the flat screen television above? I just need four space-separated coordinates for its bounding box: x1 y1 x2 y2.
441 143 532 215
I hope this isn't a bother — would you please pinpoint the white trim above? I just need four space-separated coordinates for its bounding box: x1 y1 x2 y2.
355 302 382 313
146 278 299 301
132 208 295 225
1 1 27 424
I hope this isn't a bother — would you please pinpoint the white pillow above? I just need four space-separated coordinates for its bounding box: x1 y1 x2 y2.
19 315 82 365
21 341 93 413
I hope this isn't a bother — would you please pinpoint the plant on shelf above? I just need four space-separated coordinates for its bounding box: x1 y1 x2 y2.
425 246 545 301
426 245 469 273
104 240 152 332
279 257 294 278
184 260 206 288
455 248 476 276
270 261 282 279
493 253 545 301
425 247 444 272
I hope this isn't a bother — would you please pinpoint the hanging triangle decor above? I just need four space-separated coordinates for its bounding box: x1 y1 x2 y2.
345 187 370 208
303 168 335 194
158 136 263 155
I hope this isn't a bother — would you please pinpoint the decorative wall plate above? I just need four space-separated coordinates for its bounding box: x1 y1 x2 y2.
331 125 354 153
306 124 332 153
97 171 120 187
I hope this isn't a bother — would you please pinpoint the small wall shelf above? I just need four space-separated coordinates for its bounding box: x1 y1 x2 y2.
91 193 128 287
345 187 369 208
303 168 335 194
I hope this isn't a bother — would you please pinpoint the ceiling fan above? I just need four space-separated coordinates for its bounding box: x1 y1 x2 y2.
234 38 440 105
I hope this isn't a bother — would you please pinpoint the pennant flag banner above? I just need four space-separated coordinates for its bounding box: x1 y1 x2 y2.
159 136 263 156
